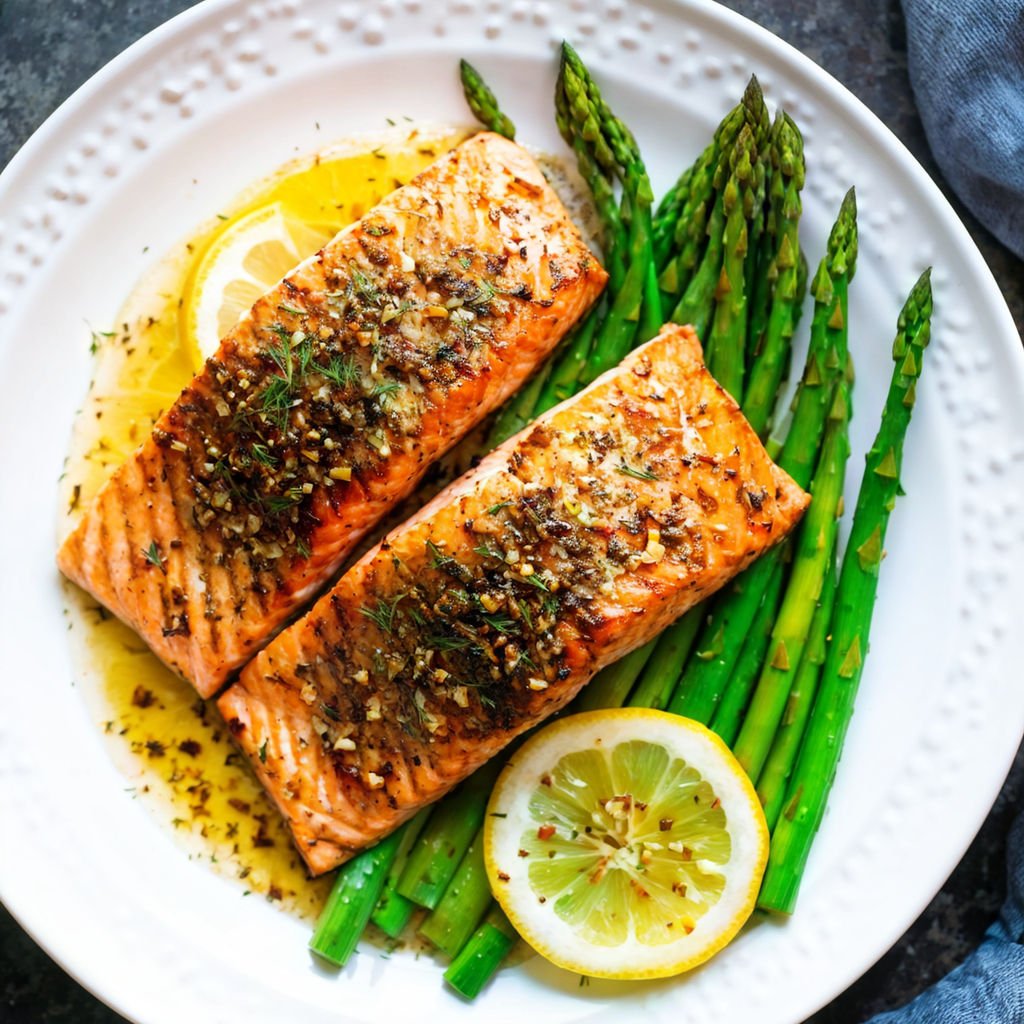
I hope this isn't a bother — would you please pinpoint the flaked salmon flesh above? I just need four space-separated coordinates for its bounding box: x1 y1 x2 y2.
218 323 810 875
57 133 607 697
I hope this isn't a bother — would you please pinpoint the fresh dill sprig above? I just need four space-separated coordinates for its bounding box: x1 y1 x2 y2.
616 462 660 482
482 613 516 634
359 594 405 634
319 354 361 388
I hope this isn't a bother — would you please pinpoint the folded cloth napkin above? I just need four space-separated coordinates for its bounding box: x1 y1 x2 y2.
902 0 1024 259
867 812 1024 1023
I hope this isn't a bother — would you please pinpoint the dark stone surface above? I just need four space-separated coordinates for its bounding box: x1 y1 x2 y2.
1 1 1021 1022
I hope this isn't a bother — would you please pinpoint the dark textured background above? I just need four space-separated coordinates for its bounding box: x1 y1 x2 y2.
2 1 1022 1022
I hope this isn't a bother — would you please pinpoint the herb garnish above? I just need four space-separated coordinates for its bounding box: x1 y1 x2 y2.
142 540 166 573
359 594 405 634
616 462 660 481
320 354 361 388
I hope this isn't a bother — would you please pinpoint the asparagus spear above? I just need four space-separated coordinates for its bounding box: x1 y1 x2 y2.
459 59 516 140
659 90 748 282
627 608 703 710
742 99 772 365
660 93 754 316
369 807 432 938
732 373 853 783
653 162 695 269
756 549 837 831
396 760 501 909
706 123 756 401
670 191 726 341
667 191 857 723
309 828 407 966
759 269 933 914
743 113 806 438
419 835 492 958
559 44 663 380
574 638 657 712
709 555 786 746
444 905 518 999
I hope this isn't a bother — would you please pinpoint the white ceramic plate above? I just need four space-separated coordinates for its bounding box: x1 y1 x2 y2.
2 1 1022 1022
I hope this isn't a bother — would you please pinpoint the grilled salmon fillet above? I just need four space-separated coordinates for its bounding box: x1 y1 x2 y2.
57 132 607 698
218 323 809 874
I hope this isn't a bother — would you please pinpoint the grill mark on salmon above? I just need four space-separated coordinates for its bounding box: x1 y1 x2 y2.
218 324 810 874
58 133 607 698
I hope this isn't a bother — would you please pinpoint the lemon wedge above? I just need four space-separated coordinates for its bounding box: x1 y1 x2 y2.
176 127 469 371
483 709 768 980
179 203 336 368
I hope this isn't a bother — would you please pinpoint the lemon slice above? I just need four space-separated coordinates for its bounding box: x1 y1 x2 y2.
484 709 769 979
180 203 336 368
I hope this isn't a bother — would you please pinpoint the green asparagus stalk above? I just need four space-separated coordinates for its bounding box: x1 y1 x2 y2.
658 90 748 280
742 102 772 365
559 45 663 379
653 162 695 268
627 608 703 710
485 359 555 448
369 808 432 938
656 81 751 273
771 189 857 462
666 191 858 723
459 60 516 140
757 549 837 831
310 828 407 966
574 638 657 712
706 124 756 400
530 302 603 417
670 192 726 341
709 555 785 746
444 905 518 999
732 375 853 783
553 78 628 288
759 269 933 914
419 835 492 958
396 761 501 909
743 113 806 438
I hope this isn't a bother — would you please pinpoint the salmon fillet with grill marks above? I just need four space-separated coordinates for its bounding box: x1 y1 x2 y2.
57 132 607 698
217 323 810 875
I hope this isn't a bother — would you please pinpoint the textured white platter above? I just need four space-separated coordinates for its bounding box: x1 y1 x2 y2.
1 1 1023 1023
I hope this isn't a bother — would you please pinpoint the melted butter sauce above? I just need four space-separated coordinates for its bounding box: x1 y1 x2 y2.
59 124 596 924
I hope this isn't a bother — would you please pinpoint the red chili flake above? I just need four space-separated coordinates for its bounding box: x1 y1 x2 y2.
267 885 283 902
710 797 722 811
228 797 251 814
682 847 693 861
178 739 202 758
497 871 511 882
144 740 166 759
659 817 673 831
518 849 529 858
540 774 553 787
537 824 556 840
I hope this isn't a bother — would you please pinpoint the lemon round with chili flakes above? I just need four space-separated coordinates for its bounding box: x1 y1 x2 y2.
483 708 769 980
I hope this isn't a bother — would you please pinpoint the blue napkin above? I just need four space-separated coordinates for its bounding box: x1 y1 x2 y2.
902 0 1024 259
867 813 1024 1022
